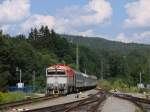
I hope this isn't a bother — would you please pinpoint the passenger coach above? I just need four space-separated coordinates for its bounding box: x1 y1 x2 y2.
46 64 97 95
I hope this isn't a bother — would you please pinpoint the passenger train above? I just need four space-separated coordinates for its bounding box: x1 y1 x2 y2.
46 64 97 95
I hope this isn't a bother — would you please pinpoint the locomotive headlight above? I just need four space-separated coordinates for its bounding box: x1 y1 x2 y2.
64 84 67 89
60 84 65 89
61 84 64 88
49 84 54 89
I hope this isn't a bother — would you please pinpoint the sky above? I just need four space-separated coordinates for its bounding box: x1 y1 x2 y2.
0 0 150 44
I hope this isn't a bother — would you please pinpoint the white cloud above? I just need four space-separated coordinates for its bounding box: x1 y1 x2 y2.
54 0 112 33
68 29 95 37
116 33 131 43
0 24 10 33
132 31 150 44
21 15 55 33
0 14 55 35
124 0 150 27
0 0 112 37
81 0 112 25
76 29 94 37
115 31 150 44
0 0 30 24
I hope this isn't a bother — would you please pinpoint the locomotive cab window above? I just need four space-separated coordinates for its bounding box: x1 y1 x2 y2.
57 71 65 74
47 70 65 75
47 71 55 75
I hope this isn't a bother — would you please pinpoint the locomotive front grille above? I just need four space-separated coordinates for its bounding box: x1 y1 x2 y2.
48 83 67 89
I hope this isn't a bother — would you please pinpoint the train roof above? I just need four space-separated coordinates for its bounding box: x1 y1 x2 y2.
81 73 89 77
47 64 97 79
47 64 74 76
48 64 73 70
73 70 97 79
89 75 97 80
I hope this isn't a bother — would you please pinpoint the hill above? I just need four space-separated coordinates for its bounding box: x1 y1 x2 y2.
61 34 150 54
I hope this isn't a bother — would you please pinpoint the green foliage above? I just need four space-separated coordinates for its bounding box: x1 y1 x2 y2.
114 79 126 87
0 71 10 91
98 80 112 90
0 26 98 91
0 28 60 90
112 79 128 91
34 75 46 93
63 34 150 86
98 79 141 93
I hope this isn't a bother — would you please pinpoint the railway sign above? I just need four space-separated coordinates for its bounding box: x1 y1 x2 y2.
137 83 144 89
17 82 24 88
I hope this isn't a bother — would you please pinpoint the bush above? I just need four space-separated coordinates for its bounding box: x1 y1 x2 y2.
98 80 112 90
112 79 128 92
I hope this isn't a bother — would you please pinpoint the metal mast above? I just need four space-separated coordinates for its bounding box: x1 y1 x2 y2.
16 67 22 83
76 43 79 70
140 72 142 84
101 59 103 80
33 70 36 91
149 58 150 82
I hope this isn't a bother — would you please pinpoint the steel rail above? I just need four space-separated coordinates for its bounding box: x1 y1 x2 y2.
89 94 106 112
0 95 58 110
113 93 150 112
64 91 107 112
24 90 107 112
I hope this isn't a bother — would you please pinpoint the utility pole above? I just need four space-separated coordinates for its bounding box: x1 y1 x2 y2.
16 67 22 83
16 67 24 88
20 69 22 83
33 70 36 91
76 43 79 70
101 59 103 80
85 69 87 74
84 62 87 74
140 72 142 84
149 58 150 82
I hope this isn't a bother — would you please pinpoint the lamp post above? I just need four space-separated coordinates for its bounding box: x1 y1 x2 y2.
16 67 22 83
100 59 103 80
76 43 79 70
33 70 36 91
140 72 142 84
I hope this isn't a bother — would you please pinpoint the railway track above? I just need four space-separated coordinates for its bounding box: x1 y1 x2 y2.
0 95 58 111
23 90 107 112
113 93 150 112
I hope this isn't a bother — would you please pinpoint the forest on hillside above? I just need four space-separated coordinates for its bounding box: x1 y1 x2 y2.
63 35 150 87
0 26 100 91
0 26 150 91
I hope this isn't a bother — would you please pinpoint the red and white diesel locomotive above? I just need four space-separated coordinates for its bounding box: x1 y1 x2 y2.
46 64 97 95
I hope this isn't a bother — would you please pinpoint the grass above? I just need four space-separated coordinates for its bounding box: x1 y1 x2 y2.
0 92 27 104
134 108 144 112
